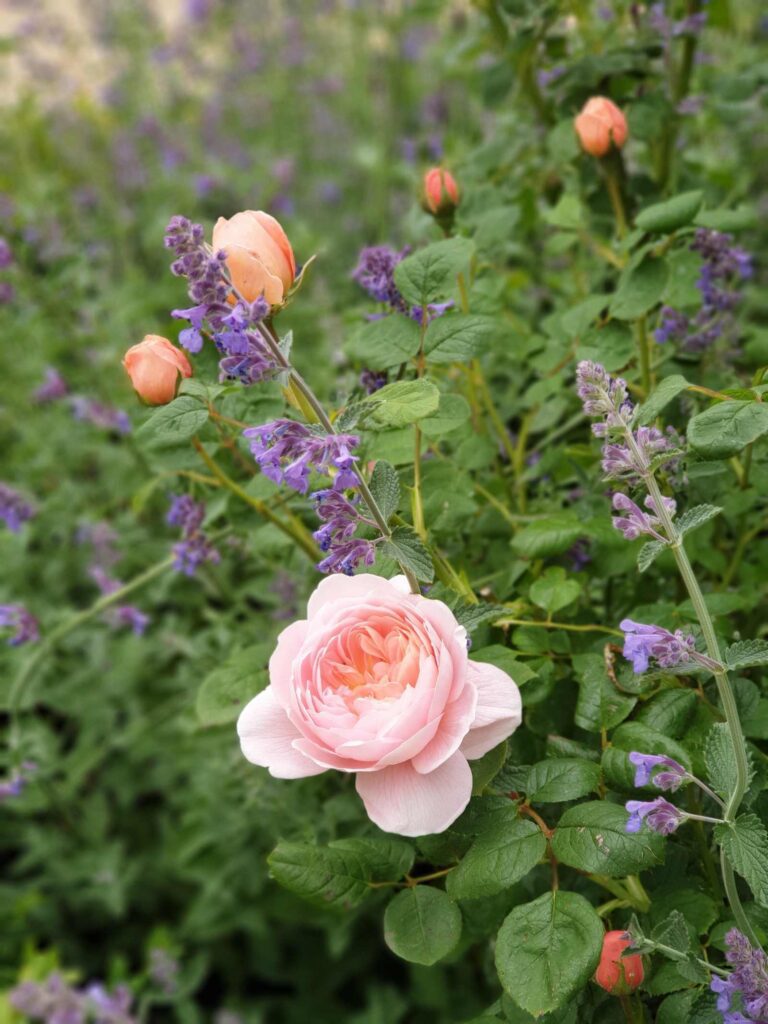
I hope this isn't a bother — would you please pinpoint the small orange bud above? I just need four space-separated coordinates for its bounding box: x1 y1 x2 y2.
594 931 644 995
574 97 628 158
212 210 296 306
122 334 192 406
422 168 460 216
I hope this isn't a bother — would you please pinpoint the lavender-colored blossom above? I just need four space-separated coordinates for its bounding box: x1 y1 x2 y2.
10 973 135 1024
360 369 387 394
0 280 15 304
0 482 35 532
655 306 690 345
167 493 219 576
628 752 688 791
710 929 768 1023
409 300 454 324
148 949 179 996
244 420 359 494
575 361 631 423
600 425 678 481
89 567 150 635
33 367 69 403
71 397 131 435
677 95 704 115
620 618 699 673
0 236 12 269
612 492 676 542
625 797 684 835
0 604 40 646
0 760 36 800
167 494 205 534
537 66 565 88
317 537 377 576
77 522 120 568
352 245 408 307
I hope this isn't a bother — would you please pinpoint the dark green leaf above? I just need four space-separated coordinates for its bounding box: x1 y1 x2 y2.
635 191 703 233
511 515 585 558
725 639 768 670
345 316 421 369
361 379 440 428
383 887 462 965
447 818 545 901
634 374 690 425
688 400 768 459
383 526 434 583
424 314 496 363
715 814 768 907
196 644 271 726
610 256 669 320
552 801 665 876
525 758 600 803
394 237 474 306
369 460 400 521
136 396 209 448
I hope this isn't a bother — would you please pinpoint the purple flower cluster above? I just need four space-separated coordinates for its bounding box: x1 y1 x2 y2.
9 974 135 1024
360 369 387 394
71 397 131 435
620 618 699 673
711 929 768 1023
0 482 36 532
647 3 707 38
0 760 37 799
311 488 376 575
654 230 753 351
352 244 453 324
629 752 688 791
167 494 220 576
612 492 676 541
626 796 685 836
0 603 40 646
79 524 149 635
148 949 179 996
244 420 359 494
0 235 14 303
165 216 277 385
33 367 69 404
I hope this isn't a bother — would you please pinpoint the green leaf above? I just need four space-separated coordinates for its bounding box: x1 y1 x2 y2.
725 639 768 670
715 814 768 907
383 887 462 965
573 653 636 733
511 515 585 558
195 643 271 726
269 836 414 911
634 374 690 425
651 910 690 956
345 316 421 370
638 540 665 573
551 801 666 876
369 460 400 521
470 645 538 686
635 191 703 233
424 314 496 363
695 205 756 232
383 526 434 583
529 567 580 615
543 193 584 230
136 395 209 448
688 400 768 459
495 891 603 1017
362 379 440 428
446 818 546 901
561 295 608 338
525 758 601 803
635 689 698 738
394 237 474 306
419 393 471 439
604 722 692 790
677 504 723 537
471 741 509 795
706 724 747 802
610 256 669 320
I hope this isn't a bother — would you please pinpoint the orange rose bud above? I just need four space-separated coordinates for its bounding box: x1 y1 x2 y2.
574 97 628 158
422 168 460 216
122 334 192 406
212 210 296 306
594 931 644 995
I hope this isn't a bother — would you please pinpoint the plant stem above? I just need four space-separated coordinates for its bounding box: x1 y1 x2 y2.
604 161 628 239
192 438 319 562
636 316 653 397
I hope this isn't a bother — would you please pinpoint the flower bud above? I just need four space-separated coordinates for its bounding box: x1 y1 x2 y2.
594 931 644 995
422 168 460 217
574 97 628 158
122 335 192 406
212 210 295 306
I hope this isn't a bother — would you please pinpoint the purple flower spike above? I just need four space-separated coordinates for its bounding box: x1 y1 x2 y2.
628 752 688 791
0 604 40 646
710 930 768 1022
611 492 675 542
317 537 377 576
244 420 360 494
167 494 219 577
620 619 698 673
625 797 684 836
0 482 36 532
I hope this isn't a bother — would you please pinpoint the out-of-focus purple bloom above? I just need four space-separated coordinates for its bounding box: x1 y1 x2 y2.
0 280 15 304
625 797 684 835
567 539 592 571
244 420 360 494
352 245 409 308
612 492 675 541
317 537 377 576
537 66 565 88
410 300 454 324
0 760 37 800
0 604 40 646
10 973 135 1024
655 306 690 345
0 482 35 532
77 522 120 568
360 369 387 394
71 397 131 435
317 180 342 204
711 929 768 1022
89 567 150 635
629 752 688 791
620 618 704 673
676 95 704 115
0 236 12 269
167 493 219 577
33 367 69 403
148 949 179 996
167 494 205 534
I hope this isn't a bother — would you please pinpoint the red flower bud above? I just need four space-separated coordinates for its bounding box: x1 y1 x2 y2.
574 97 628 158
122 334 192 406
594 931 644 995
422 168 460 216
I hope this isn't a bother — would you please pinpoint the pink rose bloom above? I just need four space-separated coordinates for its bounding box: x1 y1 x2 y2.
122 334 192 405
574 96 628 158
212 210 296 306
237 574 522 836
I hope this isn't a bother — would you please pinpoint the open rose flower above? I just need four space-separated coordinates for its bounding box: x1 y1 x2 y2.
212 210 296 306
237 574 522 836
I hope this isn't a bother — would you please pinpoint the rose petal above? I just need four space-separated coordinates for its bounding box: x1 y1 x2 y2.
237 687 325 779
410 675 477 774
355 751 472 836
460 659 522 760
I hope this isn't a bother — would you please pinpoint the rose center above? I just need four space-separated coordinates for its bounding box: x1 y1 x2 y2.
322 620 422 700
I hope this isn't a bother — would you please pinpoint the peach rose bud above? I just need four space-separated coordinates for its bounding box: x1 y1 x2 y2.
422 167 461 216
212 210 296 306
574 97 628 158
594 931 644 995
122 334 192 406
